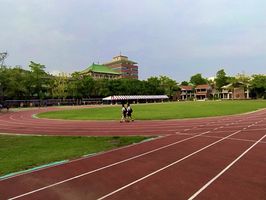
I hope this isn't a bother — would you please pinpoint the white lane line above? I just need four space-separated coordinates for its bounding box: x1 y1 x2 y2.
8 131 212 200
200 135 266 144
188 134 266 200
96 130 242 200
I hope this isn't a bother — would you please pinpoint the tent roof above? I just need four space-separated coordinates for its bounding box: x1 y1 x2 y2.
102 95 169 101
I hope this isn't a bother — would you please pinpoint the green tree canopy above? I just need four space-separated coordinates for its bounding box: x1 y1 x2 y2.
180 81 189 86
28 61 49 99
190 73 207 86
215 69 229 90
250 74 266 98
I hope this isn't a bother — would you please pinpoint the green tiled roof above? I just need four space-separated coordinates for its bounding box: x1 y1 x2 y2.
80 63 121 75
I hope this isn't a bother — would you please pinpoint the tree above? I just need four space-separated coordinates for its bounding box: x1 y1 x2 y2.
159 76 179 98
93 78 109 97
235 73 250 85
250 74 266 98
215 69 229 90
52 72 69 99
146 77 164 95
180 81 189 86
190 73 207 85
4 67 29 99
81 76 95 97
29 61 49 99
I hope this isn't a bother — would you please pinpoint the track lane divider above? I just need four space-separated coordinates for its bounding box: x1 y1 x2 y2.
96 130 244 200
8 130 211 200
188 134 266 200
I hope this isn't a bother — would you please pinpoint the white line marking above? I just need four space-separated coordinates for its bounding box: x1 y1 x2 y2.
188 134 266 200
8 131 212 200
96 130 242 200
200 135 266 144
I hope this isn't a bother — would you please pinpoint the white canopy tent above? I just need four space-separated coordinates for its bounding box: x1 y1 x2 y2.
102 95 169 101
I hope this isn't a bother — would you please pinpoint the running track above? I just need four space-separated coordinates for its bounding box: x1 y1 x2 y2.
0 106 266 199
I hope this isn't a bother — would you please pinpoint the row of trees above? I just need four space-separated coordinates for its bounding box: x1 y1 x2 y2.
0 62 265 100
0 62 179 100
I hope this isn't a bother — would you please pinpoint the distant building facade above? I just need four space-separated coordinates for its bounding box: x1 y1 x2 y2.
180 85 194 100
80 55 138 80
103 55 138 79
195 84 212 100
220 83 250 99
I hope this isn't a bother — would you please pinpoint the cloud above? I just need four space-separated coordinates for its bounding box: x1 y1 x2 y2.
1 0 266 81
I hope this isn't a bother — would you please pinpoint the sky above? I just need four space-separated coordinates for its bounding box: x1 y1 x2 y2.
1 0 266 82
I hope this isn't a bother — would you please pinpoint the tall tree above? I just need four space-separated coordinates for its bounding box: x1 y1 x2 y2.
29 61 49 99
159 76 179 98
4 67 29 99
52 72 69 99
215 69 229 90
146 77 164 95
250 74 266 98
190 73 207 85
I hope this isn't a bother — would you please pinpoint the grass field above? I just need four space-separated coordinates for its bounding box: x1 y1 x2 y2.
37 100 266 120
0 135 150 176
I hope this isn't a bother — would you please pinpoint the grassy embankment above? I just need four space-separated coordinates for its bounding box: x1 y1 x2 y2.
37 100 266 120
0 135 150 176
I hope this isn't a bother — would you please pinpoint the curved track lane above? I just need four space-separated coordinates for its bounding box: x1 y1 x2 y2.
1 107 264 136
0 107 266 200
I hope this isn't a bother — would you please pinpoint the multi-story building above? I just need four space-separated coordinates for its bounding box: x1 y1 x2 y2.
103 55 138 79
195 84 212 100
180 85 194 100
220 83 250 99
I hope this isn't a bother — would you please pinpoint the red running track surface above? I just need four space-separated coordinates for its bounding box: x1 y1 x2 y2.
0 106 265 200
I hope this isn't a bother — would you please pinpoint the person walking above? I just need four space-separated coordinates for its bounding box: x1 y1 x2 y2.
127 103 134 122
120 104 127 123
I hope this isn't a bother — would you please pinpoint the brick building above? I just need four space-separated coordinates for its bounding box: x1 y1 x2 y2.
180 85 194 100
103 55 138 79
221 83 250 99
195 84 212 100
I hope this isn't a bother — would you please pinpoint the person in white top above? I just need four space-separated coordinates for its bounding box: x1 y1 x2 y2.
120 104 127 123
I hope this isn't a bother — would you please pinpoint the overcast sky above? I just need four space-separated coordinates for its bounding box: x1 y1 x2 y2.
1 0 266 81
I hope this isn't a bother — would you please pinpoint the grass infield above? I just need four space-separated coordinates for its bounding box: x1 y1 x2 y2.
0 135 151 176
37 100 266 120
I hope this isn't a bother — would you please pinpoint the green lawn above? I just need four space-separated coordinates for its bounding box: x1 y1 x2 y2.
0 135 150 176
37 100 266 120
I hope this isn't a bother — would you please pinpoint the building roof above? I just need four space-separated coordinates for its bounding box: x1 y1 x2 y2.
222 82 246 89
104 55 137 65
195 84 211 89
80 63 121 75
180 85 193 91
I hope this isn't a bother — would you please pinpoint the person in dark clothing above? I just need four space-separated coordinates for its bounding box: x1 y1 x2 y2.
126 103 134 122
